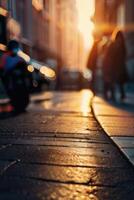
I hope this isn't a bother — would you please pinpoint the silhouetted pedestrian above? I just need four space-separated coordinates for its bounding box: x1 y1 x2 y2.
103 30 128 101
87 40 100 93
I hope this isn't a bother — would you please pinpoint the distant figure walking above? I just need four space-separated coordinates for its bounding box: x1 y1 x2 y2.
0 40 30 114
87 39 100 93
103 30 128 101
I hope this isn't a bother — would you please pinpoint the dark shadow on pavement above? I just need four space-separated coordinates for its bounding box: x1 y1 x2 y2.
104 97 134 114
0 110 28 120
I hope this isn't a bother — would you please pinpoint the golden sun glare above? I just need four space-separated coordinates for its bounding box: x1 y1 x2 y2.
76 0 95 50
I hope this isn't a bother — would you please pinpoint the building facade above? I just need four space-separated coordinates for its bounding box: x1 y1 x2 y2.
0 0 32 54
0 0 82 72
30 0 80 72
54 0 79 71
93 0 123 36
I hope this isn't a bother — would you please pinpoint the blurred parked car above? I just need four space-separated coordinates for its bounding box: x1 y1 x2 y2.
60 68 83 90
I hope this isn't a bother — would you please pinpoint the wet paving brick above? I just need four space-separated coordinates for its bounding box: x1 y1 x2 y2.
93 104 133 117
102 127 134 137
0 144 129 168
5 163 134 187
93 97 134 117
0 116 101 134
0 131 108 142
0 138 110 147
0 177 134 200
96 116 134 137
0 144 122 159
0 136 110 147
97 116 134 128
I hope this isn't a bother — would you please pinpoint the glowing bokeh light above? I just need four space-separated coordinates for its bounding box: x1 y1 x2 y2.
18 50 31 63
27 65 34 73
40 66 56 80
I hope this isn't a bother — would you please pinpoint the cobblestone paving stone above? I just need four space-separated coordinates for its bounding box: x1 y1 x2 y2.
0 90 134 199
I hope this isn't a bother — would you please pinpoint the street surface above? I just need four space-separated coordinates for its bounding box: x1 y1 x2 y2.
0 90 134 199
93 92 134 167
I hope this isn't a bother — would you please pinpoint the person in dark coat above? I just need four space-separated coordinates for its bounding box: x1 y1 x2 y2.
87 40 100 93
103 30 128 101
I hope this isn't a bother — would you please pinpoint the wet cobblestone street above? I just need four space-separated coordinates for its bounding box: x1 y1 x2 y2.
0 90 134 200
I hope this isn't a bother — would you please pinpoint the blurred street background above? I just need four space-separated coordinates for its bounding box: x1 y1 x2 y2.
0 1 134 199
0 0 134 91
0 0 134 92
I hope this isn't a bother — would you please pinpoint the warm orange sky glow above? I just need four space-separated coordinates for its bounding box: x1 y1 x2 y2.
76 0 95 50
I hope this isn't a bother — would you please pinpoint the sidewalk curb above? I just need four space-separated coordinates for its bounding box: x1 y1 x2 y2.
91 96 134 167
